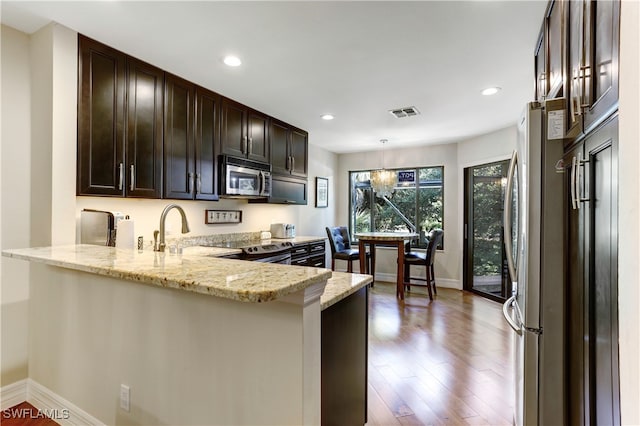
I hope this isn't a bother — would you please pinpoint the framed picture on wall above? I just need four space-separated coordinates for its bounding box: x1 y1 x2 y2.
315 177 328 208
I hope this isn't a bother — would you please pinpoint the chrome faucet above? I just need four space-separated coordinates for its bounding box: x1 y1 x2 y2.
155 204 190 252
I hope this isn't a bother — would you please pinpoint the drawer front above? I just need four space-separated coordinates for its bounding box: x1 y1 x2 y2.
291 257 309 267
309 241 326 254
291 245 309 258
308 254 326 268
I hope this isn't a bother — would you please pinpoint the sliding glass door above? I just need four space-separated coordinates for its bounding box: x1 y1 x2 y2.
463 160 510 302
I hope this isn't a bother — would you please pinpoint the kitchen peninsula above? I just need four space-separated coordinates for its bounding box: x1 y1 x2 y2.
2 244 371 425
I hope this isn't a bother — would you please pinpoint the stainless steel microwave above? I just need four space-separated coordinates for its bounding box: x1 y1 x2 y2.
219 155 271 198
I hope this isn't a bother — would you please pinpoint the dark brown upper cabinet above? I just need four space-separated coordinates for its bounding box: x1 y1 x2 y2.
220 97 270 164
77 35 126 196
164 73 220 201
534 26 547 102
270 119 308 178
546 0 565 100
583 0 620 133
125 57 164 198
77 35 163 198
565 0 620 138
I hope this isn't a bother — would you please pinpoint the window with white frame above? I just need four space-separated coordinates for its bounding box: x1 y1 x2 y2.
349 166 444 249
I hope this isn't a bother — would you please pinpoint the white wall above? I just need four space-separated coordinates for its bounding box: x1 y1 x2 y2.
75 145 338 249
1 24 32 386
617 1 640 424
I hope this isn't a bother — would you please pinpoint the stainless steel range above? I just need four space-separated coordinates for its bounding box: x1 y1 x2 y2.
202 240 294 264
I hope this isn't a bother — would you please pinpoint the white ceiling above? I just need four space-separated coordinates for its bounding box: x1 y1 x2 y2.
1 1 547 154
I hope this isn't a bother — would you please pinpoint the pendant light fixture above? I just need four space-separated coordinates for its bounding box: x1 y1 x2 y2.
370 139 396 196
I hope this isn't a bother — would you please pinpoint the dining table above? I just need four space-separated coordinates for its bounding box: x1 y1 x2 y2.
355 231 418 300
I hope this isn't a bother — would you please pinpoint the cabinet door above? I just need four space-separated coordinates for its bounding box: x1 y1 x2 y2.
583 0 619 133
289 128 308 178
220 97 247 158
126 57 164 198
270 120 290 175
564 140 586 425
534 27 547 102
566 0 586 139
195 87 220 201
247 110 269 163
546 0 564 98
583 115 620 425
77 35 126 196
267 175 307 205
164 73 195 200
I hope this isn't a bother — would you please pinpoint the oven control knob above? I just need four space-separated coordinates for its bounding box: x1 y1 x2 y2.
247 247 253 252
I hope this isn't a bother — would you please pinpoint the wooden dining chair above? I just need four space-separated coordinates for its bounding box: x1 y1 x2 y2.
402 229 444 300
325 226 370 274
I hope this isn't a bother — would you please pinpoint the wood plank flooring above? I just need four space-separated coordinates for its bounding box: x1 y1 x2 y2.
367 282 514 425
1 402 58 426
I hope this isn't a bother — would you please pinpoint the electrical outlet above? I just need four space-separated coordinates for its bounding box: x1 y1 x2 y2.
120 384 130 412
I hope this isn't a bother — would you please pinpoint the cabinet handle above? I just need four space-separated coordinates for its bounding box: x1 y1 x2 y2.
129 165 135 191
286 155 290 170
571 156 578 210
188 172 195 195
577 153 590 203
118 163 124 190
291 156 295 172
242 136 248 154
196 173 201 194
248 137 253 155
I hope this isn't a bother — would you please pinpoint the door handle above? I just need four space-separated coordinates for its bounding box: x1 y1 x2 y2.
188 172 195 195
571 155 578 210
129 164 135 191
502 295 523 335
503 150 518 284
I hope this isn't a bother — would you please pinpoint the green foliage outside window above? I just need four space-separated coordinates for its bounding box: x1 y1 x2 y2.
349 167 444 249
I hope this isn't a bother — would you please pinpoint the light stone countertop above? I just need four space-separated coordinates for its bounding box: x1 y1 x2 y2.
2 244 331 303
271 236 327 244
320 272 372 310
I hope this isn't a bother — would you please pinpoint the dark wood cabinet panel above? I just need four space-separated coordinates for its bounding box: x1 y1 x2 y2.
247 110 269 163
164 73 195 199
565 115 619 426
77 36 126 196
195 87 220 201
270 119 308 178
220 98 270 163
566 0 586 139
321 286 368 425
290 128 308 178
546 0 564 98
270 120 289 175
220 97 247 159
125 57 164 198
270 175 307 205
583 0 620 133
534 26 547 102
164 74 220 201
290 240 326 268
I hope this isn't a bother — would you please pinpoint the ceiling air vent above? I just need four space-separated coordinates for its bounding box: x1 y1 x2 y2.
389 106 420 118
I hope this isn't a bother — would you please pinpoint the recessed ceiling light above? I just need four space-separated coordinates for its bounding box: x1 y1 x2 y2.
321 114 335 120
481 87 501 96
223 56 242 67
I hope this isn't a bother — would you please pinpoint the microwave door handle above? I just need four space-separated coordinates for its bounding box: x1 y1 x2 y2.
260 171 266 195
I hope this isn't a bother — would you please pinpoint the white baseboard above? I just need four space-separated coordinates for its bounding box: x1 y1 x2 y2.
374 272 461 289
0 379 27 410
27 379 105 426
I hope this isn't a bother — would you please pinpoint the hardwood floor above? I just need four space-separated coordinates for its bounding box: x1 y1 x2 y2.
1 402 59 426
367 282 514 425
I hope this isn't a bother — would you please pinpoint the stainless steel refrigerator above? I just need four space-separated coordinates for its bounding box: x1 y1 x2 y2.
502 99 565 426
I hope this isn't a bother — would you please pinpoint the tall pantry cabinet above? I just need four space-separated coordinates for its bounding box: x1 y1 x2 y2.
540 0 621 424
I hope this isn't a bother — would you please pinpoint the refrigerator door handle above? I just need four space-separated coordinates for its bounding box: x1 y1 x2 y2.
503 295 523 335
503 150 518 284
